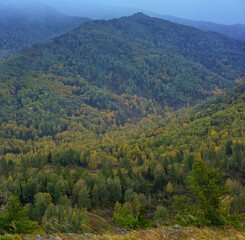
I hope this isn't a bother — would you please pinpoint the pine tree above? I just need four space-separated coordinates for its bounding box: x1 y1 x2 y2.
189 157 227 226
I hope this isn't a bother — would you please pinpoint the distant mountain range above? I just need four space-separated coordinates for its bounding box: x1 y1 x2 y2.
0 2 89 59
156 14 245 42
1 0 245 61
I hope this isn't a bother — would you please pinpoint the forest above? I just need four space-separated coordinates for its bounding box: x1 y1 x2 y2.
0 13 245 235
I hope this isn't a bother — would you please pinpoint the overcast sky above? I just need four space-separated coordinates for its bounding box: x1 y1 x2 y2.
1 0 245 24
104 0 245 24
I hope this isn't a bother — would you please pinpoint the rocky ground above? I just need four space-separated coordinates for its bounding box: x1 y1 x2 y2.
16 226 245 240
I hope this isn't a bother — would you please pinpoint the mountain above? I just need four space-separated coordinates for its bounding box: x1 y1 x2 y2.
0 12 244 155
157 14 245 42
0 1 89 59
0 13 244 234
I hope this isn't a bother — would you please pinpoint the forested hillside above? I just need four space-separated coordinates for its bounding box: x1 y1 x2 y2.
0 13 245 235
0 82 244 234
0 2 89 59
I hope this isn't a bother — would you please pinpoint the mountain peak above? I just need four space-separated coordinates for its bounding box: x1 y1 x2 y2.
130 12 149 19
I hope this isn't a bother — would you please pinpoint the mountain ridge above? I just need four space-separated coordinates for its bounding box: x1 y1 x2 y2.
0 13 244 147
0 1 89 59
153 13 245 42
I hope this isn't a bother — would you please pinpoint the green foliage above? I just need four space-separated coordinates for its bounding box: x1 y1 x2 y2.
188 157 227 226
0 196 42 234
172 196 188 214
0 13 245 156
0 13 244 234
28 192 52 222
153 206 169 221
42 202 89 233
136 205 150 229
113 202 135 229
113 202 149 230
73 179 91 209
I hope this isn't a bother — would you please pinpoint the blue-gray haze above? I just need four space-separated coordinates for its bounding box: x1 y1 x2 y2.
1 0 245 24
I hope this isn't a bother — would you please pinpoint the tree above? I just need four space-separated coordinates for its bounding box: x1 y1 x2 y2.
0 157 8 177
166 182 173 196
113 202 135 229
153 206 169 221
113 202 149 230
107 177 122 203
73 179 91 209
136 205 149 229
225 140 233 156
189 157 227 226
172 195 187 214
42 203 89 234
28 192 52 222
185 154 195 171
232 143 243 171
0 196 41 234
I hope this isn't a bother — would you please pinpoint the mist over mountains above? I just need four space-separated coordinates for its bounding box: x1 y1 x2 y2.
1 0 245 24
0 0 244 60
0 1 89 58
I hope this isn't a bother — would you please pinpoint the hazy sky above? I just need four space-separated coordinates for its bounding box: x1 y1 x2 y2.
1 0 245 24
104 0 245 24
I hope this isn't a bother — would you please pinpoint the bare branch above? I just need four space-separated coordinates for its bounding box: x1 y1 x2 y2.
0 186 10 212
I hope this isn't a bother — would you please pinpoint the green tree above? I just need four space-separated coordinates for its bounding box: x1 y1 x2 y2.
0 196 41 234
107 177 122 203
113 202 149 230
153 206 169 221
0 157 8 177
77 186 91 209
185 154 195 171
232 143 243 171
73 179 91 209
42 203 88 233
189 157 227 226
225 140 233 156
166 182 173 196
136 205 149 229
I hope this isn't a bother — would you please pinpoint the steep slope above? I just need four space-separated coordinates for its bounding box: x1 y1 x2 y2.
0 81 244 235
158 15 245 42
0 13 245 155
0 2 89 59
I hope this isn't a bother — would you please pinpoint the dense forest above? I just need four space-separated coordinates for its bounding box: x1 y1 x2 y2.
0 2 89 59
0 13 245 235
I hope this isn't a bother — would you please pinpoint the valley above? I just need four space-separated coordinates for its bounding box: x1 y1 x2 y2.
0 10 244 238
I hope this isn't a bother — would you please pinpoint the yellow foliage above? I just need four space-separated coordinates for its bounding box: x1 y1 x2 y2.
210 130 217 135
215 146 220 152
